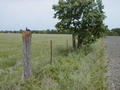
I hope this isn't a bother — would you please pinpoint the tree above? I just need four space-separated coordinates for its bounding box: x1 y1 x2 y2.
77 0 107 48
106 30 119 36
111 28 120 36
53 0 107 50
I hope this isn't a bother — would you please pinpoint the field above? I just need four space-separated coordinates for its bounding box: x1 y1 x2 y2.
0 33 108 90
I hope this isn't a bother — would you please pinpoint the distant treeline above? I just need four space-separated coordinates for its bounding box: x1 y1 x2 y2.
0 29 71 34
106 28 120 36
1 28 120 36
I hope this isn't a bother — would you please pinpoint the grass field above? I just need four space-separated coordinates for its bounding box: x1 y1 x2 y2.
0 33 108 90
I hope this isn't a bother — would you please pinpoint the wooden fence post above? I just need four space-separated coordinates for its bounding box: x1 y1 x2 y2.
50 40 53 64
22 31 32 80
67 40 69 53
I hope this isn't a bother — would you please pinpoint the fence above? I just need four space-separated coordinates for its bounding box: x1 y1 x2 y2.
22 31 69 80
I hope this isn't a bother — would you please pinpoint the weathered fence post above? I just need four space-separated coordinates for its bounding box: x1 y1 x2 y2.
67 40 69 53
50 40 53 64
22 31 32 80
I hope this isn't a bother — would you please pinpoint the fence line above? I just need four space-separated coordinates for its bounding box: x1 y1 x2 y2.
22 32 69 80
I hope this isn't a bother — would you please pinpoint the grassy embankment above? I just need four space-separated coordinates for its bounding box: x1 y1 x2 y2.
0 33 108 90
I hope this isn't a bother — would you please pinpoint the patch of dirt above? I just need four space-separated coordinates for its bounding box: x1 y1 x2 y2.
103 36 120 90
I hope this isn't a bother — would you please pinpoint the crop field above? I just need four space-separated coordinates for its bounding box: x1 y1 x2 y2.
0 33 108 90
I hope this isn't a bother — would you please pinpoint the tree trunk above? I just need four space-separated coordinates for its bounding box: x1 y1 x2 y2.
72 33 76 51
77 35 82 49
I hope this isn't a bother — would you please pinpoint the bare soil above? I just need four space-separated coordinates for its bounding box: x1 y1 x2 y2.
103 36 120 90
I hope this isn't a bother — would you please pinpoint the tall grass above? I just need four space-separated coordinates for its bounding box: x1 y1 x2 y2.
0 34 108 90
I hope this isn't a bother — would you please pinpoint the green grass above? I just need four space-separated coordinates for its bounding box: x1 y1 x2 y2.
0 33 108 90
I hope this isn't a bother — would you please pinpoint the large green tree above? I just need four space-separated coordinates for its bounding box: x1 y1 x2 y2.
53 0 107 50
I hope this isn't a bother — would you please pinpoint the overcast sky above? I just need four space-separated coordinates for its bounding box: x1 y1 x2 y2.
0 0 120 30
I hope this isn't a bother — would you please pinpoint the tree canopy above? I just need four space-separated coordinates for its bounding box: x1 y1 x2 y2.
53 0 107 49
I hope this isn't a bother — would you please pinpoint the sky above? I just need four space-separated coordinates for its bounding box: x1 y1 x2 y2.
0 0 120 30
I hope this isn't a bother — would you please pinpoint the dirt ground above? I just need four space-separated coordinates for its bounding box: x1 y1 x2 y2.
103 36 120 90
